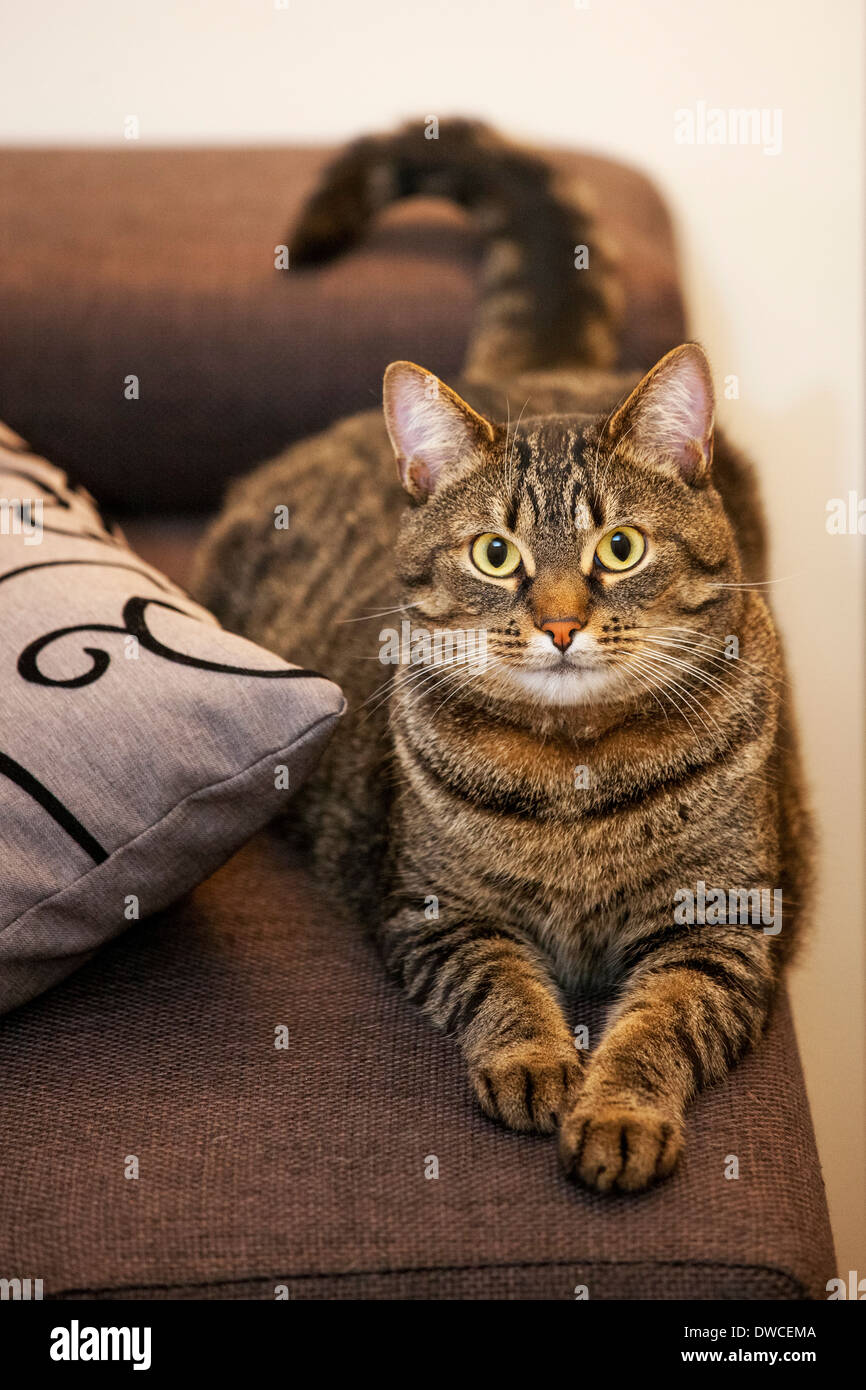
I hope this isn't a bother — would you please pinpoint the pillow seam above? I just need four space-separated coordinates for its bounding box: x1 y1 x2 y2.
0 701 344 946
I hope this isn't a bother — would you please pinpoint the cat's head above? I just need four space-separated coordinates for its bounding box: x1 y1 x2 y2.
383 344 741 713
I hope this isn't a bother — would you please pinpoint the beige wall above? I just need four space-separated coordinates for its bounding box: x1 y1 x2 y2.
3 0 863 1275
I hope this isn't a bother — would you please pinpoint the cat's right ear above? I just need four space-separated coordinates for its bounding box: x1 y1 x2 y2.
601 343 715 485
383 362 495 500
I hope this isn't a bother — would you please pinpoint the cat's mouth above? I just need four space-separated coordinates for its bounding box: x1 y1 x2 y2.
529 652 599 671
500 654 616 705
522 656 600 678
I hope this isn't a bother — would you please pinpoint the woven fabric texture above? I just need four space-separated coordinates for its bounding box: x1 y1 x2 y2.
0 831 835 1300
0 146 685 512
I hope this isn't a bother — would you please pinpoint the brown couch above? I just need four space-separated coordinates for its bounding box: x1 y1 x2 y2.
0 145 835 1299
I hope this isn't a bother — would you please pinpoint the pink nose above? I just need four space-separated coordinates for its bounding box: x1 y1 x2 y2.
540 617 583 652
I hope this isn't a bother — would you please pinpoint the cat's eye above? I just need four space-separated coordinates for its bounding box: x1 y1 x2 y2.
470 532 522 578
594 525 646 573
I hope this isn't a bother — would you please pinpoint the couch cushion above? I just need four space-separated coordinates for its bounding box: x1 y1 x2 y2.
0 428 344 1014
0 146 685 513
0 828 834 1299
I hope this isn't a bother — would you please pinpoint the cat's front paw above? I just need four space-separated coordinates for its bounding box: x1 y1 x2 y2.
558 1101 683 1193
470 1042 583 1134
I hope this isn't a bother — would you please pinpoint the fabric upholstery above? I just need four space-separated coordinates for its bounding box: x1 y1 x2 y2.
0 830 835 1299
0 146 686 513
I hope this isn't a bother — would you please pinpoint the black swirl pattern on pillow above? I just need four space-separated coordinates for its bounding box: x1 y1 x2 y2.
19 590 323 688
0 428 341 906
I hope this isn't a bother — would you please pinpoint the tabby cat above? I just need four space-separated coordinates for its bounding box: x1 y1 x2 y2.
194 120 812 1192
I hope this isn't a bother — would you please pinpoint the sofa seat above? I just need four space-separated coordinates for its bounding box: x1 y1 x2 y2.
0 828 835 1299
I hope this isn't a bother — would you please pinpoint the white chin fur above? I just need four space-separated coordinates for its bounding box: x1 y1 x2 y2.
504 663 616 706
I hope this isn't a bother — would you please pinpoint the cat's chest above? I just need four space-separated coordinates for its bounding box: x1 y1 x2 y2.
392 706 687 987
441 811 660 987
397 773 672 989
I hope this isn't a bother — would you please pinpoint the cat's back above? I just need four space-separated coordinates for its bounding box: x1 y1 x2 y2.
192 408 405 687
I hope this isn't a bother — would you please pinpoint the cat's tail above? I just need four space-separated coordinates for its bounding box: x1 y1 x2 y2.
287 118 622 378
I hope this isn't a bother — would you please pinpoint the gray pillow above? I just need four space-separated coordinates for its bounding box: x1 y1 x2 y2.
0 422 345 1013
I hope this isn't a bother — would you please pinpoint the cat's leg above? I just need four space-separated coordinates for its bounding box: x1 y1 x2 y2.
380 906 583 1133
558 925 775 1192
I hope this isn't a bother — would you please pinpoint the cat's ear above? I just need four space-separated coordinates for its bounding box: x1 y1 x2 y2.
603 343 715 485
383 361 495 500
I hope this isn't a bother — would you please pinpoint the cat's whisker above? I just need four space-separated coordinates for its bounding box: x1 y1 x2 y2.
502 395 513 493
636 635 786 693
707 575 802 588
505 397 531 500
626 626 785 685
591 403 643 500
399 665 467 705
626 645 760 732
639 635 785 690
390 655 480 710
591 398 619 475
636 642 739 700
339 601 422 624
623 651 726 742
360 655 461 718
393 662 483 719
619 652 705 741
650 670 732 742
606 654 671 723
358 673 396 713
390 657 464 697
431 660 492 714
643 623 721 637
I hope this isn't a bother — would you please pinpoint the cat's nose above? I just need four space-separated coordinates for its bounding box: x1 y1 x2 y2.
539 617 584 652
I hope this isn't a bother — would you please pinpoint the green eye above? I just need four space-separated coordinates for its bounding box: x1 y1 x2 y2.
594 525 646 573
471 532 522 578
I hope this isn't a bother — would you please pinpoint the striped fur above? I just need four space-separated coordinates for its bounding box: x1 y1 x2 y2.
287 118 621 377
194 121 812 1193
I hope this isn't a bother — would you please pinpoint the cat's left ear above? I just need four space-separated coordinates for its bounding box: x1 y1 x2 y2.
603 343 715 485
384 361 495 500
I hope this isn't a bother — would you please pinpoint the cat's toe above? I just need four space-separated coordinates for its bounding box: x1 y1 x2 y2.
471 1043 583 1134
558 1102 683 1192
